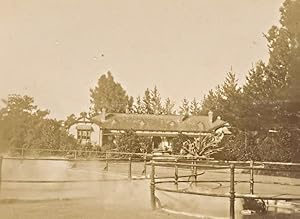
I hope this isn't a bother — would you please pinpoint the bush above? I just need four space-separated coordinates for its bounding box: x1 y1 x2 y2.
114 130 152 153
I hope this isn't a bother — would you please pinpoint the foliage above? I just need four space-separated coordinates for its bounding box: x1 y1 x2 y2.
190 98 201 116
133 96 144 114
162 98 176 115
134 86 176 115
142 88 153 114
214 129 300 162
64 114 78 128
114 130 152 153
180 132 225 157
0 94 78 153
171 134 191 154
200 0 300 162
179 98 190 115
201 71 241 127
200 88 222 116
150 86 163 114
90 71 132 113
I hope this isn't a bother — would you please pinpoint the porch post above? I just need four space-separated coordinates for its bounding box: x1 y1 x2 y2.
99 128 103 147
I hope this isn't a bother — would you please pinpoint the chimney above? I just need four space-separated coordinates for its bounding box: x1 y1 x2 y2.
208 111 213 124
101 108 106 122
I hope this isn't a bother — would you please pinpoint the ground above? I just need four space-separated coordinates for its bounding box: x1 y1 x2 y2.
0 159 299 219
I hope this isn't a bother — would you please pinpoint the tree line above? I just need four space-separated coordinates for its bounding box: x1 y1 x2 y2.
89 71 202 116
0 95 79 153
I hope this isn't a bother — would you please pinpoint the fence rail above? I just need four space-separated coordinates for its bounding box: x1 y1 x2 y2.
149 160 300 219
0 151 151 194
2 148 300 219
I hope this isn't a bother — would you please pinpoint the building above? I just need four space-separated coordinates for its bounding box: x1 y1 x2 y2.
68 116 100 145
68 109 229 150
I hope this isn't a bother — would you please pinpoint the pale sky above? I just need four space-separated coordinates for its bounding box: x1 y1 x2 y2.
0 0 284 119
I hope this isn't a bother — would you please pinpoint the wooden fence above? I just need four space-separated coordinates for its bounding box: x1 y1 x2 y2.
149 159 300 219
1 148 300 219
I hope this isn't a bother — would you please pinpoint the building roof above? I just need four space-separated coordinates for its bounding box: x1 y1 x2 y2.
92 113 226 133
76 124 94 131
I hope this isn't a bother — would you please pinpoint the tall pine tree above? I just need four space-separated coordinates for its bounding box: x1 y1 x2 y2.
190 98 201 115
90 71 132 113
179 98 190 115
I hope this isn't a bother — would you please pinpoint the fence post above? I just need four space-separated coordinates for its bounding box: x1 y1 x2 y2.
0 156 3 192
194 159 198 185
144 153 147 178
174 159 178 189
105 152 108 171
150 160 156 210
74 150 77 160
21 148 24 159
128 156 132 180
250 160 254 195
230 164 235 219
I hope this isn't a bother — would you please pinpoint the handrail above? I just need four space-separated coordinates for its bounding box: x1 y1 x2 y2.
149 159 300 219
10 148 300 166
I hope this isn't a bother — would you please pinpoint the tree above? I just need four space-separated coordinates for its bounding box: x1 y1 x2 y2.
211 0 300 161
190 98 201 115
0 94 78 153
162 98 176 115
172 134 191 154
64 114 77 129
240 0 300 131
243 61 269 100
150 86 163 114
218 71 242 126
142 88 153 114
241 62 281 130
179 98 190 115
281 0 300 105
90 71 132 113
200 87 222 116
140 86 165 114
133 96 144 114
201 70 241 126
0 94 48 151
114 130 152 153
270 0 300 129
127 96 134 113
180 132 225 158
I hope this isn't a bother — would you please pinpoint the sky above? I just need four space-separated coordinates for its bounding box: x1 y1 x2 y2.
0 0 284 119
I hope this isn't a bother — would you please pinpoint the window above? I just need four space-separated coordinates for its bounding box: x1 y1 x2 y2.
77 130 91 142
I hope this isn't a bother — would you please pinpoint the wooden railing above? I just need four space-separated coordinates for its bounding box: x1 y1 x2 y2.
1 148 300 219
149 160 300 219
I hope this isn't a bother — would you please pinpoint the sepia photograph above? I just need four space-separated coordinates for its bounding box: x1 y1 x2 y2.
0 0 299 218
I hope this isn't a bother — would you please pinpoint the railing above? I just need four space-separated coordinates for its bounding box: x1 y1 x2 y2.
149 159 300 219
2 148 300 218
0 150 154 193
